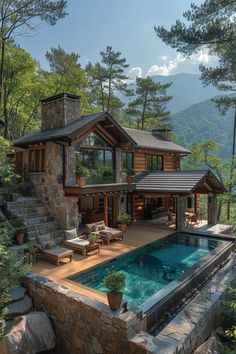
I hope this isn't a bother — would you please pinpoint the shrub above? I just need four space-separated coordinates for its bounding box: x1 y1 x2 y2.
104 270 126 295
117 213 131 224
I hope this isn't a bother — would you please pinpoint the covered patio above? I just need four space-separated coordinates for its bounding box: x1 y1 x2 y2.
134 170 226 231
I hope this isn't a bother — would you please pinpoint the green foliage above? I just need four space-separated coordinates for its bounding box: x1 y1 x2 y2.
126 168 135 176
88 234 97 243
220 285 236 350
0 225 29 337
117 213 131 224
86 45 131 115
104 270 126 295
76 165 90 178
126 76 172 130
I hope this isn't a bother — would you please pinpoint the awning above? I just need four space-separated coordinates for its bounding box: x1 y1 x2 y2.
134 170 226 194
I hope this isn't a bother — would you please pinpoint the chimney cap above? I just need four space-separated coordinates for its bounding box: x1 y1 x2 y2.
152 128 172 133
41 92 80 104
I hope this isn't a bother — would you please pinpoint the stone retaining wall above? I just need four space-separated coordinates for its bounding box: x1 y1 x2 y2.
24 254 236 354
24 273 142 354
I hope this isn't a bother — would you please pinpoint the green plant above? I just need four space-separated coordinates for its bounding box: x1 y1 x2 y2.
126 168 135 176
10 218 26 234
76 165 90 178
88 233 97 243
26 241 38 250
117 213 131 224
104 270 126 295
0 226 29 337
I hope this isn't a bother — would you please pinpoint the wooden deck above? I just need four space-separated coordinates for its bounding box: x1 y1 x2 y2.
31 220 174 303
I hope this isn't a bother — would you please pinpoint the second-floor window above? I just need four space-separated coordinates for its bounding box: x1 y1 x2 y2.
75 132 115 184
122 152 133 172
147 154 163 172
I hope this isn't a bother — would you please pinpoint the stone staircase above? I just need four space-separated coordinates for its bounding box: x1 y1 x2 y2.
7 198 64 246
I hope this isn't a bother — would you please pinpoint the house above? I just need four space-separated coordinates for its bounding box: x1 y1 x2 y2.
13 93 226 232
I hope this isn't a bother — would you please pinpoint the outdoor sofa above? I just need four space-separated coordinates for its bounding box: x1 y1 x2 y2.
85 221 123 245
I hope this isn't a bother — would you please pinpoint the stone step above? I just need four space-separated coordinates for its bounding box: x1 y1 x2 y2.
24 216 54 226
10 286 27 302
27 221 59 234
7 199 42 209
8 205 45 214
6 295 32 319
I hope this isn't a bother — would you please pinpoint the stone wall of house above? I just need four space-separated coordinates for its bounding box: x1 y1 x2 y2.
24 273 142 354
65 145 76 185
31 142 79 230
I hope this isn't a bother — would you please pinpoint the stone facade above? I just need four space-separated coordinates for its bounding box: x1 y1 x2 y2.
41 93 80 130
31 142 79 230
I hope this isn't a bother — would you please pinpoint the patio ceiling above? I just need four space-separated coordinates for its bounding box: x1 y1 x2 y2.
134 170 226 194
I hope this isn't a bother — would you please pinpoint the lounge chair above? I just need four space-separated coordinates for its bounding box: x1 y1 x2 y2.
36 234 74 266
85 221 123 245
62 228 100 256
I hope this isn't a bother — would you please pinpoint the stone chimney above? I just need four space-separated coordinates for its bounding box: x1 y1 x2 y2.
152 128 172 141
41 93 80 130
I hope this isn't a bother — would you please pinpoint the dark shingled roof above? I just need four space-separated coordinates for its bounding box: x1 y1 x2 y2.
135 170 226 194
123 127 190 154
14 112 134 147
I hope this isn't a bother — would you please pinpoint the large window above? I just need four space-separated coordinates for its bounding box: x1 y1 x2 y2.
76 132 115 184
122 152 133 172
146 154 163 172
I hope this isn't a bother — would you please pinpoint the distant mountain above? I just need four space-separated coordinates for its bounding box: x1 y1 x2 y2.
171 97 234 158
151 73 220 114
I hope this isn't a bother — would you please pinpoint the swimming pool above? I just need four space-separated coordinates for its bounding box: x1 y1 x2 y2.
70 233 230 306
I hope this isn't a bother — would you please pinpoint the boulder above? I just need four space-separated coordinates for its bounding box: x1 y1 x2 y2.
194 335 221 354
7 295 32 319
9 287 27 302
0 311 55 354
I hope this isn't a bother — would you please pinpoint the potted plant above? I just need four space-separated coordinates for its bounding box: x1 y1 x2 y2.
88 233 97 245
117 213 131 232
104 270 126 311
126 168 135 184
11 218 26 245
76 165 90 187
26 241 39 253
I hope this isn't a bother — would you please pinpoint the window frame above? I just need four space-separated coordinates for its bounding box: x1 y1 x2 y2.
122 151 134 172
146 154 163 172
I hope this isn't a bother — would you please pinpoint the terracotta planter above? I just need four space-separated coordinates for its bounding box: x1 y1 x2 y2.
126 175 134 184
119 223 127 232
107 292 123 311
16 233 24 245
76 176 87 187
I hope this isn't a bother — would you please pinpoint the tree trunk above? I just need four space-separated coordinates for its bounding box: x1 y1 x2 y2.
0 38 5 136
217 199 223 221
227 104 236 220
141 92 148 130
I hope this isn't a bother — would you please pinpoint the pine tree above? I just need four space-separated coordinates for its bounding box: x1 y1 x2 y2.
126 76 172 130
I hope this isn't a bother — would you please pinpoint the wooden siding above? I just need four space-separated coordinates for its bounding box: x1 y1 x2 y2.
132 149 180 174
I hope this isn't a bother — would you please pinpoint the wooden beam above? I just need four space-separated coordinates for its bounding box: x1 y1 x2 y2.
95 124 118 146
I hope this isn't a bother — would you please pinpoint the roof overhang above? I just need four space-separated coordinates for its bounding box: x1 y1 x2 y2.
134 170 226 194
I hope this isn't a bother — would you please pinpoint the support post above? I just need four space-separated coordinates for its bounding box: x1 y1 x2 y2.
176 195 186 232
208 193 217 225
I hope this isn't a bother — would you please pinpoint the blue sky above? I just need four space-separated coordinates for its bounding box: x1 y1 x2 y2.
17 0 210 77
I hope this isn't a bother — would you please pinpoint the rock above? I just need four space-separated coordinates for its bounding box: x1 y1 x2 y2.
0 311 55 354
194 335 221 354
214 327 225 342
9 287 27 302
7 295 32 319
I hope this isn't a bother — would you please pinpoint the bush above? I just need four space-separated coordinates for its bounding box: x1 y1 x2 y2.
104 270 126 295
117 213 131 224
0 226 29 337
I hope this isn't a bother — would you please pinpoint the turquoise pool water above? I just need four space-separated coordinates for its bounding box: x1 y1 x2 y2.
70 233 222 305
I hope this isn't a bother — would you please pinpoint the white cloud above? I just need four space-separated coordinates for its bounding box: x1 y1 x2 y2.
128 66 142 79
146 49 216 76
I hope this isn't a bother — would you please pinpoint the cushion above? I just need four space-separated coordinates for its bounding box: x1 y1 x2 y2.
64 228 77 240
65 238 89 246
99 230 112 237
37 234 50 244
45 240 56 249
95 221 105 231
85 223 95 233
43 246 73 256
